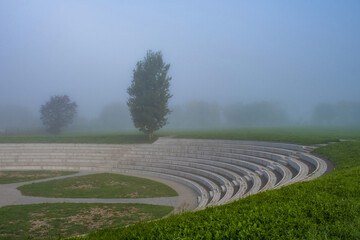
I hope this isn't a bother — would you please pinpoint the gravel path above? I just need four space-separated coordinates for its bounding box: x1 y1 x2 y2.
0 171 195 212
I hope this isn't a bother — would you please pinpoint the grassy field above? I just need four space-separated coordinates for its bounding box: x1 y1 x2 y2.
1 127 360 145
161 126 360 144
0 170 77 184
69 141 360 240
18 173 178 198
0 132 154 144
0 203 173 240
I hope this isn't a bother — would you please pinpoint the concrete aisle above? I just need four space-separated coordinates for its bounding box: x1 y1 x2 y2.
0 171 196 212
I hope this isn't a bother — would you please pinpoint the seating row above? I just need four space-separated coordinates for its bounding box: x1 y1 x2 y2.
0 138 329 210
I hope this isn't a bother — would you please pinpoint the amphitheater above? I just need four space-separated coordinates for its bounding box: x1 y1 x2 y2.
0 137 329 211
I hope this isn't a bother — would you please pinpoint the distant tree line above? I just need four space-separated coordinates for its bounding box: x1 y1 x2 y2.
311 101 360 126
167 100 290 129
2 100 360 134
0 104 40 133
91 102 133 131
168 101 221 128
223 101 289 127
64 100 360 132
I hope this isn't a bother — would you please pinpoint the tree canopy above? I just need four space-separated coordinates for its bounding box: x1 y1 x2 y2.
40 95 77 134
127 50 172 140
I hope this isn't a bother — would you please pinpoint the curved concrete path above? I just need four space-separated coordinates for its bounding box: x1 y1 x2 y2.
0 171 195 213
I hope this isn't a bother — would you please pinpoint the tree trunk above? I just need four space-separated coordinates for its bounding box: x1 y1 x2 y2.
149 132 153 141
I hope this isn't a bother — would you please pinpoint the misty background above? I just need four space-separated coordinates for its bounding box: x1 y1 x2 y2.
1 1 360 133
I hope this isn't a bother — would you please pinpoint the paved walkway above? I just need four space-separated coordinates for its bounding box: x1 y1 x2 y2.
0 171 194 212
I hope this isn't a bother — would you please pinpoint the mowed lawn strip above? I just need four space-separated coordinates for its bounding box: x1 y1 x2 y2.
0 203 173 240
71 142 360 239
18 173 178 198
2 127 360 145
0 133 155 144
161 126 360 144
0 170 77 184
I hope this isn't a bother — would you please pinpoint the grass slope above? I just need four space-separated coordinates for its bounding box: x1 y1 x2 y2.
161 126 360 144
18 173 178 198
0 170 77 184
1 127 360 145
0 133 154 144
0 127 360 144
0 203 173 240
72 141 360 239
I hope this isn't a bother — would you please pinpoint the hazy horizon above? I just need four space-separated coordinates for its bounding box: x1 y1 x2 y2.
1 1 359 131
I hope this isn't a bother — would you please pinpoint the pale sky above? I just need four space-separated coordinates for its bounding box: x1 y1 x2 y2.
1 0 359 118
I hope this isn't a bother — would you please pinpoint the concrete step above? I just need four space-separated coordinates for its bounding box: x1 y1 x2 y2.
0 139 329 209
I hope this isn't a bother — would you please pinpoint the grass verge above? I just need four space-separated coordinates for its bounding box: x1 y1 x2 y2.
0 132 154 144
70 141 360 239
1 127 359 145
18 173 178 198
160 126 360 144
0 170 77 184
0 203 173 240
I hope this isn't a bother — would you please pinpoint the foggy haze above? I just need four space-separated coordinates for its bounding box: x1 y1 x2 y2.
1 1 360 132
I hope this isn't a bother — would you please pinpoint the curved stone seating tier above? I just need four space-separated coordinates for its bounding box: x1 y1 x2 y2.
116 164 222 205
121 154 246 186
136 140 318 184
148 144 296 157
131 150 280 190
131 145 307 185
0 138 329 210
123 152 264 194
111 169 209 210
282 157 310 185
299 153 328 180
154 138 308 152
116 160 236 205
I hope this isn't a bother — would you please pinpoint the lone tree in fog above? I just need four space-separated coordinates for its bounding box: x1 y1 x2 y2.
40 95 77 134
127 50 172 140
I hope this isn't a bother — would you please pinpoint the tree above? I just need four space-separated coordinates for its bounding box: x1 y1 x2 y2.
127 50 172 140
40 95 77 134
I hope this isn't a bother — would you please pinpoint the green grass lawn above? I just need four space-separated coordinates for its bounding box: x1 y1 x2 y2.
0 170 77 184
1 127 360 145
0 203 173 240
17 173 178 198
0 132 155 144
70 141 360 239
160 126 360 144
